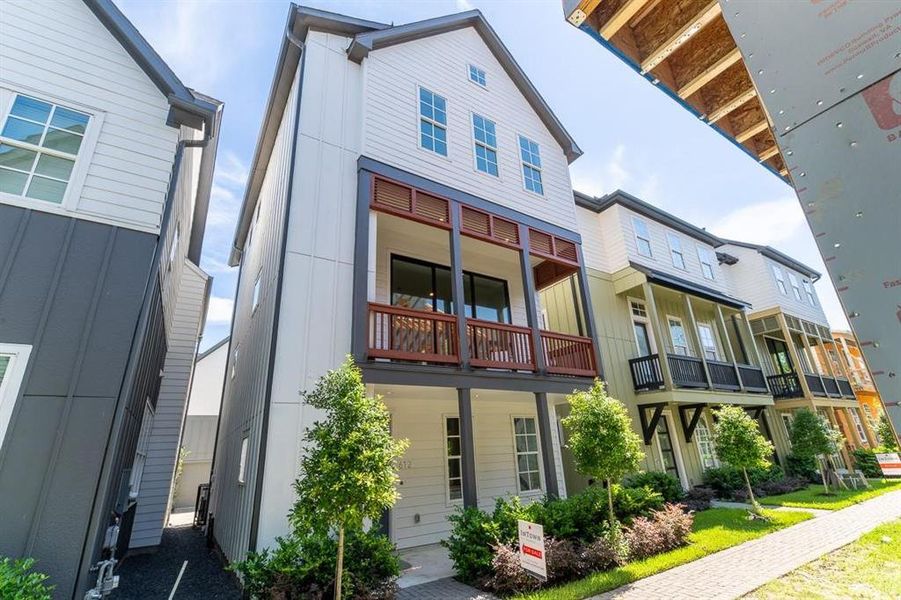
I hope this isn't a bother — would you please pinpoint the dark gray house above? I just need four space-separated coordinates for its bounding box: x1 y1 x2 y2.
0 0 221 597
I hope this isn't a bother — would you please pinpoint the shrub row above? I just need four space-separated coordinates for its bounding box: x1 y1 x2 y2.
701 463 808 501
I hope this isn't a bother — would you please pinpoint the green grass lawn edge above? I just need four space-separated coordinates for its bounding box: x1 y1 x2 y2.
759 479 901 510
515 508 813 600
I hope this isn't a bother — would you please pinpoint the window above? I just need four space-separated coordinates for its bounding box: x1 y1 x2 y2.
781 413 793 437
632 217 653 258
445 416 463 501
238 435 249 484
252 271 262 312
697 323 719 360
787 272 803 301
655 415 681 480
667 233 686 269
231 346 238 380
472 114 498 176
772 265 788 295
695 416 719 470
802 280 817 306
468 64 487 87
518 135 543 195
390 255 511 323
849 408 868 446
418 87 447 156
630 299 654 357
0 343 32 446
129 399 154 497
0 94 90 204
630 299 648 318
668 316 689 355
513 417 542 493
697 246 715 280
168 226 179 269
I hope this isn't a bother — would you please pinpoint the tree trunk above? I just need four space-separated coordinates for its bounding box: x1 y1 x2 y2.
818 455 830 494
606 478 615 524
742 468 760 513
335 525 345 599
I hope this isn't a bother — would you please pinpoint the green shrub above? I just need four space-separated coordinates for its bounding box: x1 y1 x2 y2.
230 528 399 599
612 484 664 521
702 464 783 498
785 453 819 482
622 471 684 503
0 557 53 600
852 448 882 478
624 504 694 560
442 507 501 584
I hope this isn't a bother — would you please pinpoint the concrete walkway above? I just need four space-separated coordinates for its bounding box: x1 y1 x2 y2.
711 499 832 517
592 489 901 599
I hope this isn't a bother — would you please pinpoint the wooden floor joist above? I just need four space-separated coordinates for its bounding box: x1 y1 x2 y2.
640 0 721 73
736 119 769 144
677 47 742 98
707 87 757 123
759 145 780 162
600 0 651 39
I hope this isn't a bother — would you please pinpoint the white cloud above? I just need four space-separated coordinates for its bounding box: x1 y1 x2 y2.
215 151 249 188
455 0 475 11
570 144 660 202
206 296 234 324
709 196 806 246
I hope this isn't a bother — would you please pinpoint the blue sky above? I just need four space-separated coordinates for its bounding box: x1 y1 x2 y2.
117 0 848 350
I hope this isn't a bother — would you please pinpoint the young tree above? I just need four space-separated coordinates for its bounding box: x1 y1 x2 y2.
876 414 899 450
289 357 409 599
789 408 843 494
562 380 643 526
712 405 773 514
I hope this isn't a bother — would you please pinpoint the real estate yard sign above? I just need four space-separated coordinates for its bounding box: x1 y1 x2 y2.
518 519 546 580
875 453 901 477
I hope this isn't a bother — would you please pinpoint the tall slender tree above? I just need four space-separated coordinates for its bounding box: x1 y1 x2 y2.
289 357 408 598
712 405 773 515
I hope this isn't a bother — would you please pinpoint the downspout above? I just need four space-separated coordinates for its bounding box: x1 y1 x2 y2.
77 124 214 595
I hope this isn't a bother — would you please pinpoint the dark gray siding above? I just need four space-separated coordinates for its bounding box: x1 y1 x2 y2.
0 205 157 599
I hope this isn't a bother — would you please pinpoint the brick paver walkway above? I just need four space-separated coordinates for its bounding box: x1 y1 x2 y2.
592 489 901 599
397 577 497 600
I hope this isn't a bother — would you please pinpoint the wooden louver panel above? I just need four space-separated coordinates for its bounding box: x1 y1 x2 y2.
415 192 450 224
529 228 579 266
555 239 578 263
371 176 450 228
492 217 519 246
373 178 411 212
461 206 490 236
529 229 553 256
460 206 520 249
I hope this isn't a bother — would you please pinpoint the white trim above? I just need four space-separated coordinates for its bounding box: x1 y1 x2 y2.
628 296 657 355
666 232 686 270
656 411 689 490
666 314 689 356
252 270 262 314
129 397 155 497
511 415 543 495
696 322 719 361
516 132 543 196
631 216 653 258
415 84 448 158
0 343 32 447
694 414 719 470
771 263 788 295
467 63 487 88
237 434 249 485
697 245 715 280
443 413 464 506
470 111 500 179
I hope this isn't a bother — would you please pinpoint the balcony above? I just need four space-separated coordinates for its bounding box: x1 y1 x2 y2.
628 353 767 394
767 373 804 399
837 377 855 398
367 303 597 376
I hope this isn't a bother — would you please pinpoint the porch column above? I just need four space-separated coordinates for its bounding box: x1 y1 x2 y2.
575 245 605 378
518 225 547 374
716 304 744 391
351 170 373 361
776 313 814 402
737 311 765 368
838 407 863 449
457 388 478 508
816 336 840 396
682 295 712 388
451 203 471 368
535 393 559 499
642 282 674 389
798 329 828 394
826 406 853 468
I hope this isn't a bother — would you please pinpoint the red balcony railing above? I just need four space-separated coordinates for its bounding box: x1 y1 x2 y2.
467 319 535 371
368 303 459 364
541 330 597 377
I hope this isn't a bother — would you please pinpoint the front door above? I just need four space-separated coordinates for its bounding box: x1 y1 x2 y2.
766 338 794 374
633 321 653 357
655 415 685 487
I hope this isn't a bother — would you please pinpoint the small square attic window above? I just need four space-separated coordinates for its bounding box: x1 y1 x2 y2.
468 64 486 87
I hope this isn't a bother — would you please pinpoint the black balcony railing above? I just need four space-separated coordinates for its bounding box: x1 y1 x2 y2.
738 364 768 392
805 373 827 397
837 378 855 398
629 354 664 391
823 377 840 396
767 373 804 399
668 355 707 388
708 359 740 390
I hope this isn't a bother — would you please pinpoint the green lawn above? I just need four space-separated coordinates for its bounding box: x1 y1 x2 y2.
517 508 813 600
745 518 901 599
760 479 901 511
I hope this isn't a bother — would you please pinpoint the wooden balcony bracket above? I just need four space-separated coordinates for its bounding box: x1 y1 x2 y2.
678 403 707 443
638 402 667 445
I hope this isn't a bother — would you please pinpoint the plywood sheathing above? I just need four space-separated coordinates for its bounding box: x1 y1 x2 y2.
667 17 735 91
700 60 754 120
630 0 714 58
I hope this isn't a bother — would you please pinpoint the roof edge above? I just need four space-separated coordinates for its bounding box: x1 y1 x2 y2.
721 238 821 280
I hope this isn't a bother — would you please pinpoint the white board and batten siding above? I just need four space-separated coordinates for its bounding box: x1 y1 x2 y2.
0 0 178 234
362 27 579 234
720 243 829 326
209 68 301 564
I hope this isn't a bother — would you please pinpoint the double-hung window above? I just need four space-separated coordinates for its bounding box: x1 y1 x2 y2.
667 233 686 269
419 87 447 156
697 246 715 280
252 271 262 313
697 323 719 360
668 316 689 355
695 416 719 469
0 95 90 204
787 272 803 301
513 417 541 493
802 280 817 306
0 343 32 446
238 435 249 484
632 217 653 258
129 399 155 497
468 64 486 87
445 416 463 501
518 135 543 195
772 265 788 295
472 114 498 176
